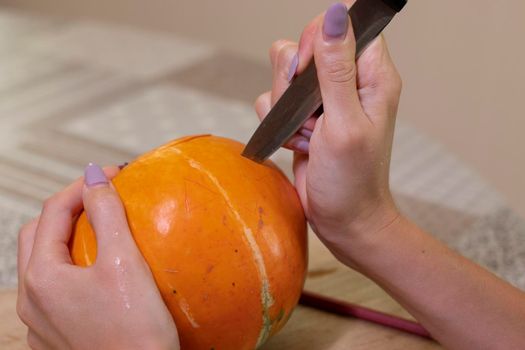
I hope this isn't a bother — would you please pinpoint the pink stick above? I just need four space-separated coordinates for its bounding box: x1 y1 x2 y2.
299 291 433 340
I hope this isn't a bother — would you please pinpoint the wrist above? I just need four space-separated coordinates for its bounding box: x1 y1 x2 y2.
323 199 410 269
344 212 417 272
345 196 401 239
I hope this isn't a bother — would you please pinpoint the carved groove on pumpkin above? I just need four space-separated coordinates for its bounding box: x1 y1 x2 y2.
171 147 275 346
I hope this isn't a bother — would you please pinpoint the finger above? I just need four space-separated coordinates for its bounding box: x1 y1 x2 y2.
32 166 120 265
269 39 292 69
254 91 311 154
295 2 354 74
254 91 272 121
287 135 310 154
18 217 39 287
82 163 141 264
271 40 298 105
313 3 366 129
296 13 322 73
356 35 402 123
292 152 308 209
267 15 322 96
255 92 319 135
303 117 317 132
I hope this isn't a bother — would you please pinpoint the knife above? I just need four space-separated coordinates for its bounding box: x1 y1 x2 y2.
242 0 407 163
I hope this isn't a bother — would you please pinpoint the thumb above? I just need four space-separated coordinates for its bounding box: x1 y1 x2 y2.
82 163 141 265
313 3 366 128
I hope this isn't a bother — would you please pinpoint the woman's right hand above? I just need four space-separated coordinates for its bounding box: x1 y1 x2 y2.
255 2 403 266
257 5 525 350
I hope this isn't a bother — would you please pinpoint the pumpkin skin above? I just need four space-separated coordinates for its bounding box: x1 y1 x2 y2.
70 135 308 350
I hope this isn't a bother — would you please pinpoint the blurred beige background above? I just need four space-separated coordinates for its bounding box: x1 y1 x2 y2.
3 0 525 219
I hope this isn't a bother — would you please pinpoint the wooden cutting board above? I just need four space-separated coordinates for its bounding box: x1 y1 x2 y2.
0 234 443 349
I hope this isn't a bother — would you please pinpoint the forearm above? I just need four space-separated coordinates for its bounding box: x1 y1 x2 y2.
344 215 525 349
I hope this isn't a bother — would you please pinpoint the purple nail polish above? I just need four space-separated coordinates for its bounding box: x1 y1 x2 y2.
293 139 310 154
288 53 299 82
299 128 313 139
84 163 108 187
323 3 349 41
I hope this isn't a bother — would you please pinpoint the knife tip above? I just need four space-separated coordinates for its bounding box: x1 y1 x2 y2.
241 147 267 163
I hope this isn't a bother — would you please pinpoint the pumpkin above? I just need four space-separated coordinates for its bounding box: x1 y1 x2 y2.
70 135 308 349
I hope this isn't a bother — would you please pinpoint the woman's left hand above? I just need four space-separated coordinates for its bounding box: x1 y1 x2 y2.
17 164 179 350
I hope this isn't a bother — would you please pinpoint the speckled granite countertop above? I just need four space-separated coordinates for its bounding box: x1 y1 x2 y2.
0 9 524 293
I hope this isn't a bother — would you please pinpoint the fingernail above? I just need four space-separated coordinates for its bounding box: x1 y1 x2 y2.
323 3 349 42
292 139 310 154
118 162 128 170
288 53 299 82
299 128 313 139
84 163 108 187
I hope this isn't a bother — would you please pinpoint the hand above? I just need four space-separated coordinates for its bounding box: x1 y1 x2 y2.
257 5 525 349
255 2 403 266
17 164 179 350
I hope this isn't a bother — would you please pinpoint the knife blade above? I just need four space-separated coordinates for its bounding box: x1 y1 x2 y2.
242 0 407 163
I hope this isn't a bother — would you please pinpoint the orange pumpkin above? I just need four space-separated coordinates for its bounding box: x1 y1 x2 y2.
70 135 308 349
